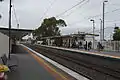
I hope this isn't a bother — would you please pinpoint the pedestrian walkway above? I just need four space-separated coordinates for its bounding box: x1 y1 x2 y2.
7 45 76 80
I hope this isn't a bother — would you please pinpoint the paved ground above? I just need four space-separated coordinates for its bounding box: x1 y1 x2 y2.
8 45 64 80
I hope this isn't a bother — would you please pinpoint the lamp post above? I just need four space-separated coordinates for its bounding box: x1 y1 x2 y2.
103 0 108 41
100 19 102 43
17 24 19 29
90 19 95 49
9 0 12 59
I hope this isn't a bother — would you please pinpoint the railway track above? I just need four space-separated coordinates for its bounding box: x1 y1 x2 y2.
25 44 120 80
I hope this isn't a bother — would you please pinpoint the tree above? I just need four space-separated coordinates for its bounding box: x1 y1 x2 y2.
33 17 67 38
113 27 120 40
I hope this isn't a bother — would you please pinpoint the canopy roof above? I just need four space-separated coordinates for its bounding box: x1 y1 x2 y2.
0 27 33 39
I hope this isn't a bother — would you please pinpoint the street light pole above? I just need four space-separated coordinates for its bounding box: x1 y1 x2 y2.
103 0 108 41
17 24 19 29
90 19 95 49
9 0 12 59
100 19 102 43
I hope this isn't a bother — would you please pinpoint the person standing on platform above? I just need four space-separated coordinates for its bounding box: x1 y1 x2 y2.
84 41 88 50
79 41 82 49
88 41 92 50
97 42 103 51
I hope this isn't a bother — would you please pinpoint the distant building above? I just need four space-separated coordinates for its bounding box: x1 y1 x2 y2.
39 33 99 49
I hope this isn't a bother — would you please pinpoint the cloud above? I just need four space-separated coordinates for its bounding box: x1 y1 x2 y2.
0 0 120 40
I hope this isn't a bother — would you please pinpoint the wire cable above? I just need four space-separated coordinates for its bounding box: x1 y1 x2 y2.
88 26 115 34
62 0 89 18
39 0 57 22
67 7 120 27
12 4 19 28
105 18 120 22
55 0 87 18
88 7 120 19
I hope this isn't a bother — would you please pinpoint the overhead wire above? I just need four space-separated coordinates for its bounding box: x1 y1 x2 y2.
88 26 115 34
67 7 120 27
105 19 120 22
12 4 19 28
39 0 57 22
88 7 120 19
55 0 87 18
60 1 120 39
62 0 90 18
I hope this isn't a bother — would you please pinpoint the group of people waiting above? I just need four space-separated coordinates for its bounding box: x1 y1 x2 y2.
72 41 92 50
72 41 104 51
83 41 92 51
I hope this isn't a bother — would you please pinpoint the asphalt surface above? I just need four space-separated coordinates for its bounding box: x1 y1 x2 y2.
8 45 55 80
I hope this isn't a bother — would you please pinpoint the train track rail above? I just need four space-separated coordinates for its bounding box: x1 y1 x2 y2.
25 44 120 80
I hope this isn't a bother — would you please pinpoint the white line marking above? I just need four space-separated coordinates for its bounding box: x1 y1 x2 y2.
21 44 89 80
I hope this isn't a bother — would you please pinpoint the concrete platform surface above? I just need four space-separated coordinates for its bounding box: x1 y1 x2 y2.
7 45 76 80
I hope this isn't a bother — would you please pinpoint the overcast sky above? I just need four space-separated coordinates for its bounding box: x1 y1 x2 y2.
0 0 120 40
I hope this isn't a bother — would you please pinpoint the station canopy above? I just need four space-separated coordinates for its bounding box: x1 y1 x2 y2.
0 27 33 39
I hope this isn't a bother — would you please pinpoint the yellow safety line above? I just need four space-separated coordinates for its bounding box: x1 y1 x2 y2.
23 47 69 80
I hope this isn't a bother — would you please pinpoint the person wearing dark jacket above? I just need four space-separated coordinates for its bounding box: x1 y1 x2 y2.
88 41 92 50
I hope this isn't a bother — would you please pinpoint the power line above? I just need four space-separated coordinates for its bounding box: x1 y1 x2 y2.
88 7 120 19
88 26 115 33
67 7 120 27
39 0 57 22
62 0 89 18
12 4 19 28
105 19 120 22
55 0 87 18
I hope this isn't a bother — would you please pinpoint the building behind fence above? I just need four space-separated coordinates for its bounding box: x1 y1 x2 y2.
103 41 120 52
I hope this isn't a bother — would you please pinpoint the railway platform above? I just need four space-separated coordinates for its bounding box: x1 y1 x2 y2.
7 44 88 80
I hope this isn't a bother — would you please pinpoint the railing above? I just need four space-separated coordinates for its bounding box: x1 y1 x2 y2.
103 41 120 52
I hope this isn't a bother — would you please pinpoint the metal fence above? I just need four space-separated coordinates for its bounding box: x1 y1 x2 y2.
102 41 120 52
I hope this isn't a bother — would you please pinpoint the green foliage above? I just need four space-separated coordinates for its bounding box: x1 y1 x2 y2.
113 27 120 40
33 17 67 39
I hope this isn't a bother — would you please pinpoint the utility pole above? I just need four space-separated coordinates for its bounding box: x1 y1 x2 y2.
103 0 108 41
103 2 104 41
9 0 12 59
90 19 95 49
100 19 102 43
